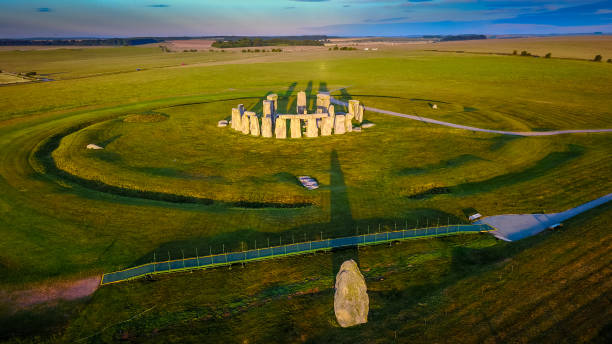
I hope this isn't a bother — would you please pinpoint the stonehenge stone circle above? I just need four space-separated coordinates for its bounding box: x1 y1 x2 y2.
334 260 369 328
227 93 366 139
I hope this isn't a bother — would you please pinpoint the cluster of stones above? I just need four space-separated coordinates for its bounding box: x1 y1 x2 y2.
230 92 365 139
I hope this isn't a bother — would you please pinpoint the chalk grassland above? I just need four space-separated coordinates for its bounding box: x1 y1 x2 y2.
0 38 610 342
48 203 610 343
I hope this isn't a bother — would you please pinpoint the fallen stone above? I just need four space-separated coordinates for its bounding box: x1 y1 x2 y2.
353 126 362 132
218 120 228 127
361 123 375 129
432 104 438 109
334 260 369 328
86 144 103 150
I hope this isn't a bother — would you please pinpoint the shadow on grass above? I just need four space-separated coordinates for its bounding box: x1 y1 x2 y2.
398 154 485 176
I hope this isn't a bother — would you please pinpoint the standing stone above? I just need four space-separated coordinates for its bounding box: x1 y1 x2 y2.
290 117 302 138
261 116 272 138
263 100 274 117
266 94 278 114
334 260 369 328
306 118 318 138
349 100 364 123
321 105 334 136
275 117 287 139
357 105 364 123
241 112 251 135
316 93 330 113
247 112 260 136
231 108 241 130
345 112 354 132
334 114 346 135
297 91 307 114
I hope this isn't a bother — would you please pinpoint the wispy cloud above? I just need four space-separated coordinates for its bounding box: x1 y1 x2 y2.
364 17 409 23
147 4 170 8
291 0 330 2
596 8 612 14
36 7 52 12
284 6 296 10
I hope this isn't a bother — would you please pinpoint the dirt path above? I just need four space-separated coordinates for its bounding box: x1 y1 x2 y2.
1 276 101 313
330 97 612 136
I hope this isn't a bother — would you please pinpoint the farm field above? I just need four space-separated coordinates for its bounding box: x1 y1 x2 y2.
0 37 611 342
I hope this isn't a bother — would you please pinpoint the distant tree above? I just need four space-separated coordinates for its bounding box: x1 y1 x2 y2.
607 58 612 63
333 45 339 50
242 49 246 53
328 47 332 51
221 49 225 52
513 50 517 55
25 71 36 77
593 54 602 62
545 52 551 58
520 50 530 56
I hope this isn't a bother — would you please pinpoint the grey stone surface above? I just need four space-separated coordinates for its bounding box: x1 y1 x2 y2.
263 100 274 118
361 123 375 129
349 100 364 123
290 117 302 138
334 114 346 134
275 118 287 139
297 91 307 114
217 120 228 127
334 260 369 328
306 118 318 137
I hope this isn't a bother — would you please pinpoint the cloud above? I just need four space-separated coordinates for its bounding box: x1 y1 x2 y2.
364 17 409 23
408 0 433 2
147 4 170 8
36 8 52 12
291 0 330 2
596 9 612 14
284 6 296 9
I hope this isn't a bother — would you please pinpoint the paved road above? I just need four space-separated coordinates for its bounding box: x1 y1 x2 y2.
330 98 612 137
478 193 612 241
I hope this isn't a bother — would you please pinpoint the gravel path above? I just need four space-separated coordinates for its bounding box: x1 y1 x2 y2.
330 98 612 136
477 193 612 241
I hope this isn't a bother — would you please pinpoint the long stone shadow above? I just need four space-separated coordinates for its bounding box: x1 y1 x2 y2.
318 81 328 93
305 81 313 112
329 149 360 274
280 82 297 113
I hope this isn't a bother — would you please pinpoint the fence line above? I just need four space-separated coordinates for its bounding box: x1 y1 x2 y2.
101 224 492 285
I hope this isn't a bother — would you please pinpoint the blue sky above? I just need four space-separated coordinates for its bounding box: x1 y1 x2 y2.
0 0 611 38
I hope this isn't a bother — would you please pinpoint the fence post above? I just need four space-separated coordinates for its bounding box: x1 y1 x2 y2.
153 252 156 273
181 250 185 269
167 251 171 271
196 248 199 267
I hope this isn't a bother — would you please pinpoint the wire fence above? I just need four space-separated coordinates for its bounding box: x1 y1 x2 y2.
101 223 492 285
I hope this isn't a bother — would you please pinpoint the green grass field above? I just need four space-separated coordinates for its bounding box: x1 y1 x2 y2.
0 39 610 342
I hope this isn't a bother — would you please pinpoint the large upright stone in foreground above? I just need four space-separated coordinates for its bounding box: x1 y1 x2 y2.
241 111 251 135
334 114 346 135
290 117 302 138
334 260 369 328
345 112 354 133
275 117 287 139
297 91 307 114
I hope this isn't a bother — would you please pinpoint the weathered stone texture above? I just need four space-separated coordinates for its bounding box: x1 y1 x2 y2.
306 118 318 137
334 260 369 328
334 114 346 134
275 118 287 139
316 93 330 113
297 91 307 114
290 118 302 138
261 116 272 138
266 94 278 113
